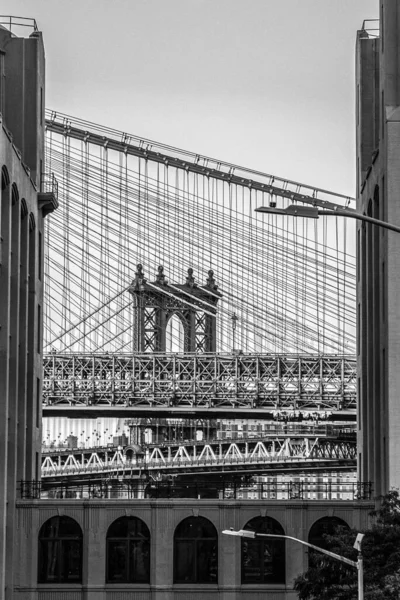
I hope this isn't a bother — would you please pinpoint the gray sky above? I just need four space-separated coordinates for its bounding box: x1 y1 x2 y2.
2 0 377 196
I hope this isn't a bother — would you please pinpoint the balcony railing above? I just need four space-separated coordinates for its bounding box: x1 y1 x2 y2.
40 172 58 198
19 479 373 502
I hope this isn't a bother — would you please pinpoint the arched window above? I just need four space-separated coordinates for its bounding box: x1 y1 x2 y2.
1 165 10 190
241 516 285 584
308 516 349 552
106 517 150 583
174 516 218 584
38 516 82 583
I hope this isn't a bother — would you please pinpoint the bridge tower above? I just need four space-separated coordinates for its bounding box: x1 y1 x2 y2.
129 265 222 352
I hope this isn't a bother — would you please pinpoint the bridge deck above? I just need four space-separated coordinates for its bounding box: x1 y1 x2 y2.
41 432 356 481
43 353 357 418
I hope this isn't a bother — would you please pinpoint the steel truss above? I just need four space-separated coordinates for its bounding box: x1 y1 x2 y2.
41 433 356 480
42 353 356 417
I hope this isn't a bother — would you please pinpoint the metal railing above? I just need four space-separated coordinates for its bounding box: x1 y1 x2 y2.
361 19 379 38
0 16 38 35
19 479 373 502
40 172 58 199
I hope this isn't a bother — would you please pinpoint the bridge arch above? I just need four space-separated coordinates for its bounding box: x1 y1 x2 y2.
166 312 186 353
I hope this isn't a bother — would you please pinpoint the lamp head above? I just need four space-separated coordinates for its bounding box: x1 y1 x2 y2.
353 533 365 551
255 205 319 218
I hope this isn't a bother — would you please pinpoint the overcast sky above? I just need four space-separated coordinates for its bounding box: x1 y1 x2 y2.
2 0 377 197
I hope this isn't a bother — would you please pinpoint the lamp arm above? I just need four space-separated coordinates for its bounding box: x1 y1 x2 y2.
255 533 358 568
318 209 400 234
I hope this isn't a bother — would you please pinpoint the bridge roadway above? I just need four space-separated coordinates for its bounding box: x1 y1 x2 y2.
41 426 357 481
42 353 357 418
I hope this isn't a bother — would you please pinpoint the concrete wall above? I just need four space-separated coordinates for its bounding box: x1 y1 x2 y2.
0 27 45 188
356 0 400 496
0 24 48 600
13 499 373 600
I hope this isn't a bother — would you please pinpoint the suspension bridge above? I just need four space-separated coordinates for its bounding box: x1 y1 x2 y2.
41 110 358 488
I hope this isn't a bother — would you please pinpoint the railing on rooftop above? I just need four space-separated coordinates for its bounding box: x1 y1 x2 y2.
19 479 373 502
361 19 379 38
0 16 38 35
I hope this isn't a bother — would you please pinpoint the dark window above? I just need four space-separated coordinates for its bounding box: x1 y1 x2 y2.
241 516 285 584
36 377 40 427
106 517 150 583
38 231 42 280
40 87 43 125
174 516 218 584
38 516 83 583
308 517 349 567
37 304 41 353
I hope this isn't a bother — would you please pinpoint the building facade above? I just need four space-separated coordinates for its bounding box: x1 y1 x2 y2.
0 9 387 599
0 20 57 600
13 497 372 600
356 0 400 496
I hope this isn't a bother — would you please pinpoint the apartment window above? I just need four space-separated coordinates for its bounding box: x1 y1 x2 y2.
38 231 42 280
241 516 285 584
36 378 40 427
308 517 349 567
38 516 82 583
37 304 41 353
40 87 43 125
174 516 218 584
106 517 150 583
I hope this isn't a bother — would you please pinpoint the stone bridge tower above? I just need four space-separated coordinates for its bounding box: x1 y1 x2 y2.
129 265 222 352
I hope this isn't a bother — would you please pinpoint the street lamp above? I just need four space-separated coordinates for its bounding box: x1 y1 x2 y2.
255 204 400 234
222 529 365 600
254 204 400 233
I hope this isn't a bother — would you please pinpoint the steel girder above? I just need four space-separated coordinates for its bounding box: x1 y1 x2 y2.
41 435 356 480
42 353 356 417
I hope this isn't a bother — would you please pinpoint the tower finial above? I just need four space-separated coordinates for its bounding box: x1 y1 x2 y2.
206 269 218 291
131 263 146 290
156 265 167 285
186 268 196 288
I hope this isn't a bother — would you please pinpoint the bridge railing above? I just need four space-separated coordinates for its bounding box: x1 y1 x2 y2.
19 479 373 502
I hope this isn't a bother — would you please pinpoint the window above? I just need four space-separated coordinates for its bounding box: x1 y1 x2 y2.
38 231 42 280
37 304 41 353
106 517 150 583
174 516 218 584
308 517 349 566
38 516 82 583
36 377 40 427
241 516 285 584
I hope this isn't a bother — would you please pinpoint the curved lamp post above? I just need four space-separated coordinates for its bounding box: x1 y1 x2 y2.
222 529 364 600
255 204 400 234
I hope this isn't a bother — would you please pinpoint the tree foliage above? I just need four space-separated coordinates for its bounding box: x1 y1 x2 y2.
294 491 400 600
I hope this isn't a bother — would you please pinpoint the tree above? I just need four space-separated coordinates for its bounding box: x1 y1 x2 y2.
294 491 400 600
